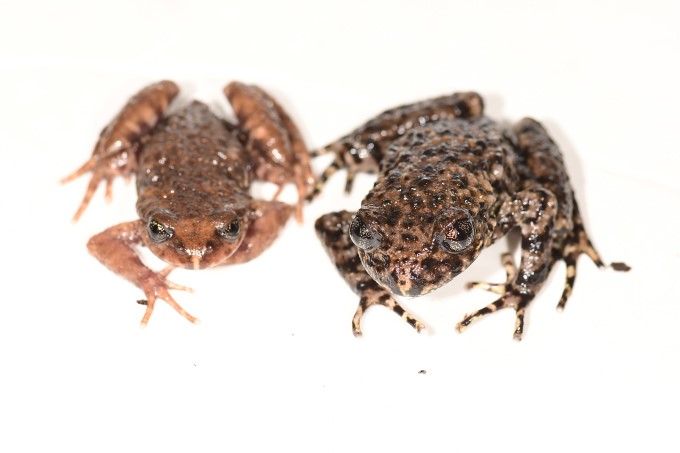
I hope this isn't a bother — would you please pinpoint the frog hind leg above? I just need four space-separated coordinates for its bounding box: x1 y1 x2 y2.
461 200 608 338
513 117 626 310
464 213 603 314
61 149 114 221
225 199 294 265
62 80 180 222
461 116 623 339
309 139 382 199
458 188 559 340
556 202 605 310
309 91 485 199
315 211 425 336
224 82 314 223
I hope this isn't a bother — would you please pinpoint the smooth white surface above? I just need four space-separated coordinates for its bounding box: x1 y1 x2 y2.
1 1 679 451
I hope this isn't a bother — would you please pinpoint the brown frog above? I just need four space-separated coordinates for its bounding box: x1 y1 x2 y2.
63 80 314 325
314 92 625 339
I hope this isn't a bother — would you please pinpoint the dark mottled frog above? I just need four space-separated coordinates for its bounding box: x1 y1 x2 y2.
63 80 314 325
314 92 622 339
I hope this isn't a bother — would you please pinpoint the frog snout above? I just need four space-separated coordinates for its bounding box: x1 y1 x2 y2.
184 247 208 270
373 273 425 298
366 259 428 297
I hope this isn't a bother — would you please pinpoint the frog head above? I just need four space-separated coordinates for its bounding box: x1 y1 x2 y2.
349 205 487 297
142 209 248 270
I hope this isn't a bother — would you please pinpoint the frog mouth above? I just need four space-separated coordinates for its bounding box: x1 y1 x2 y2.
183 247 207 270
370 272 426 297
361 251 426 297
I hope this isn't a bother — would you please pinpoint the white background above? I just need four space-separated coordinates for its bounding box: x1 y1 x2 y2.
1 1 679 451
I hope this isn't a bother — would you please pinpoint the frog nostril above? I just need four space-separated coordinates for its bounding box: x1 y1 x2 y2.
349 216 381 252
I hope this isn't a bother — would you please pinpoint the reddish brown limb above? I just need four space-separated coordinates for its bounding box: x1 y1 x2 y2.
61 158 115 222
224 82 314 222
87 221 197 326
227 199 293 265
268 94 317 220
62 80 179 221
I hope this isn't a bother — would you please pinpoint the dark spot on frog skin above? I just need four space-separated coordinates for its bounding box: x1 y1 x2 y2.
65 80 312 326
314 91 617 338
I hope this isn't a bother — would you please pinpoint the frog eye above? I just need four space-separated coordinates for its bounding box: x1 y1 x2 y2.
437 218 474 254
148 219 174 243
216 219 241 241
349 216 381 252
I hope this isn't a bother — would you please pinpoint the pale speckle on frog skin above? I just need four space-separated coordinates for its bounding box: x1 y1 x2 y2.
314 91 627 340
63 80 315 326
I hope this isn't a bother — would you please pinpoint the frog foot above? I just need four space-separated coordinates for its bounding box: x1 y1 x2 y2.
556 229 604 311
61 152 134 222
61 158 112 222
458 253 531 340
308 146 364 200
353 287 426 337
136 268 198 327
271 180 303 224
308 147 340 200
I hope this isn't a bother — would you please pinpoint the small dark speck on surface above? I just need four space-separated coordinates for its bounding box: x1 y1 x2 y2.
611 262 631 272
418 370 427 375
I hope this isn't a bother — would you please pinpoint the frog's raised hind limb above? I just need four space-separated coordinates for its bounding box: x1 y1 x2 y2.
61 80 179 222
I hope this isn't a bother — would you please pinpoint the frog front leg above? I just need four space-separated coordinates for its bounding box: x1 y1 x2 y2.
87 221 197 326
62 80 179 221
224 82 315 222
226 199 293 265
315 211 425 336
310 91 484 197
456 188 558 340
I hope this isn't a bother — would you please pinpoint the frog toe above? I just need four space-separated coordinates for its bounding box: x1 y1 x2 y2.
138 274 198 327
459 252 537 339
456 289 530 340
70 172 104 222
309 152 345 199
352 291 426 336
466 252 516 294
